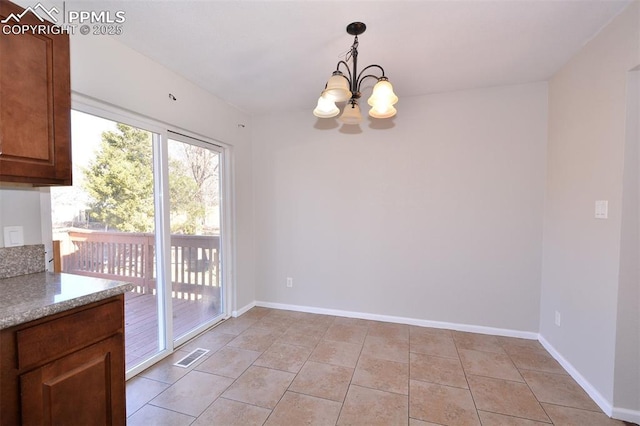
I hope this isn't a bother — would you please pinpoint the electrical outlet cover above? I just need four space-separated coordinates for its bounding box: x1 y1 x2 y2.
3 226 24 247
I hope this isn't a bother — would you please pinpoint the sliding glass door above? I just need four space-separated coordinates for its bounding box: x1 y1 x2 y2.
51 110 227 372
51 111 164 370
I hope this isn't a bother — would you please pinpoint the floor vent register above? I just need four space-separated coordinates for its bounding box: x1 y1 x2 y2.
174 348 210 368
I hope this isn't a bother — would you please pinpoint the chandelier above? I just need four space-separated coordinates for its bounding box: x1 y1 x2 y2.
313 22 398 124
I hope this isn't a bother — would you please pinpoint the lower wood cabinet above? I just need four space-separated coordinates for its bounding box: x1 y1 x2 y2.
0 295 126 425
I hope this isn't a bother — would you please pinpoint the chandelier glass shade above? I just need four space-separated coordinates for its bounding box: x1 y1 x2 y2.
313 96 341 118
313 22 398 124
339 100 363 125
323 72 352 102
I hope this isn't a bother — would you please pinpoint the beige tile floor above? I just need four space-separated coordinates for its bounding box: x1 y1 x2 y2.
127 307 632 425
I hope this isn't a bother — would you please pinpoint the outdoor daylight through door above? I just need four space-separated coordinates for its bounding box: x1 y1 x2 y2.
50 110 227 373
51 111 164 371
167 135 224 342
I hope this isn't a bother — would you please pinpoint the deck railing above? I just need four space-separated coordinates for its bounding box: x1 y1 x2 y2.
57 230 220 299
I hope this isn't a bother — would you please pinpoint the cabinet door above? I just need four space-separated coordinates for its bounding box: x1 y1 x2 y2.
0 0 71 185
20 335 126 426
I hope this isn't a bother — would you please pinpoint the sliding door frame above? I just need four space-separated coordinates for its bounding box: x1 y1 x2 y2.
41 94 236 379
166 130 230 348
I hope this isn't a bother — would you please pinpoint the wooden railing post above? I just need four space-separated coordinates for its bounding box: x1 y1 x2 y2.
144 234 154 294
52 240 62 273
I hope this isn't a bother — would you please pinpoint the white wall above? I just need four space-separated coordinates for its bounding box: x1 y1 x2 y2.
541 0 639 415
0 185 43 247
252 82 548 332
614 71 640 412
614 69 639 415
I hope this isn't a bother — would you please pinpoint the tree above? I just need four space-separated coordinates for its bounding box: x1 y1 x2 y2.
83 124 203 233
179 144 220 233
182 144 219 206
168 157 203 234
84 124 155 232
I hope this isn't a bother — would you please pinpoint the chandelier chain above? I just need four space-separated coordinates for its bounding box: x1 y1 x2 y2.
345 36 359 63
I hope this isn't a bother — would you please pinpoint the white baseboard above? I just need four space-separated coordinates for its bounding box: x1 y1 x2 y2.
538 335 614 417
538 338 640 424
611 407 640 424
254 300 538 340
232 301 255 318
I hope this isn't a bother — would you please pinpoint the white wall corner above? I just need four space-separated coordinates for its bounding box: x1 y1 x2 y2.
232 301 256 318
538 335 614 417
611 407 640 424
613 407 640 424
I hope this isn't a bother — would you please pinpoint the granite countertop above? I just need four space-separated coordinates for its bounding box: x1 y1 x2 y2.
0 272 134 330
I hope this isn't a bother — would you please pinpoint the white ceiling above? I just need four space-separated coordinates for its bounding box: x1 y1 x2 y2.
85 0 630 115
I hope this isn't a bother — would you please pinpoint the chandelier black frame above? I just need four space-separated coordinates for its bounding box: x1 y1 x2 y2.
313 22 398 124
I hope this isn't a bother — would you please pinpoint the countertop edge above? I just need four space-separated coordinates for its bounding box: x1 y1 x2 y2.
0 282 134 330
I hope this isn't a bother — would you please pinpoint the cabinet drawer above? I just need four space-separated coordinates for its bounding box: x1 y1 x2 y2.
16 299 123 370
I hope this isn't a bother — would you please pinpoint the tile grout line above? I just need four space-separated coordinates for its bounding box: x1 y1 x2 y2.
187 314 269 424
263 321 318 424
451 331 483 425
502 340 556 424
501 338 545 424
332 318 369 425
407 327 412 425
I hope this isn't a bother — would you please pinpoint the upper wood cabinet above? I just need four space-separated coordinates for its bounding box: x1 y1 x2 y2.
0 0 72 185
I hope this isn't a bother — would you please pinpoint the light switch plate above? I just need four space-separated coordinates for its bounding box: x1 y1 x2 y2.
595 200 608 219
3 226 24 247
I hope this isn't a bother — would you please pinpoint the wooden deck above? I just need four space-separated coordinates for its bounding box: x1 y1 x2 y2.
53 229 223 370
124 290 221 370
